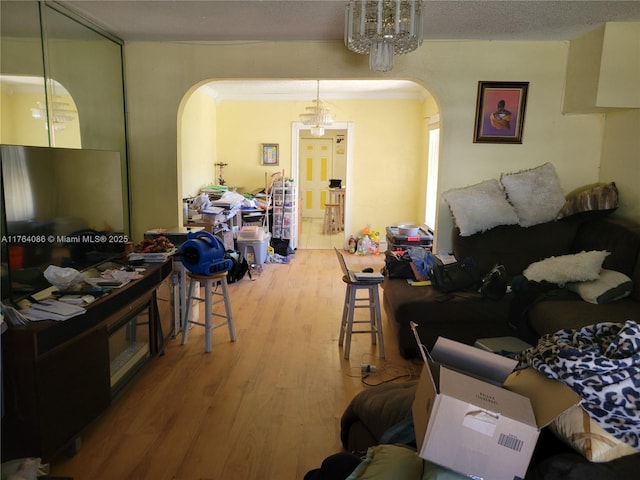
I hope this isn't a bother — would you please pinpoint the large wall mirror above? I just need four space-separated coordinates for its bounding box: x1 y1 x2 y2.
0 0 130 232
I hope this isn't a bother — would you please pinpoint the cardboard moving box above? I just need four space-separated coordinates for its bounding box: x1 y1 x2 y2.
412 337 580 480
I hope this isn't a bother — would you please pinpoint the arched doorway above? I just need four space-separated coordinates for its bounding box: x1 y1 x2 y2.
178 79 437 249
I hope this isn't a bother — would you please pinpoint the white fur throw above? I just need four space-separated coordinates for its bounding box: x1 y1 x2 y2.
523 250 609 286
442 179 518 236
501 163 566 227
567 269 633 304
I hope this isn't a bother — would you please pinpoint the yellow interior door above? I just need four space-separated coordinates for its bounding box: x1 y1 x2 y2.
299 137 333 218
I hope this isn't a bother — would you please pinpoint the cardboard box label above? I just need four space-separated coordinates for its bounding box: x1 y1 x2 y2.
462 406 499 436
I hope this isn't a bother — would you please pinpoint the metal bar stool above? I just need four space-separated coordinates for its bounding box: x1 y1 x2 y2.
323 203 341 234
181 271 236 352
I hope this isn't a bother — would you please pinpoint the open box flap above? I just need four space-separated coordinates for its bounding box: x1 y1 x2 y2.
432 337 518 386
412 367 438 450
440 367 537 427
504 367 581 428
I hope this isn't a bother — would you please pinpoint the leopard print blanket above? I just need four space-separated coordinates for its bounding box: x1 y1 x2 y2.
519 320 640 449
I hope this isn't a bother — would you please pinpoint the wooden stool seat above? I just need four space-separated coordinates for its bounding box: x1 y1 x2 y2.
323 203 342 234
181 271 236 353
338 274 385 360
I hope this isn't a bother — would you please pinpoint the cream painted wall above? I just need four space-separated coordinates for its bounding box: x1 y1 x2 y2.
124 36 638 251
2 36 127 155
600 109 640 220
427 41 604 252
598 23 640 108
181 88 217 199
563 25 605 113
565 23 640 112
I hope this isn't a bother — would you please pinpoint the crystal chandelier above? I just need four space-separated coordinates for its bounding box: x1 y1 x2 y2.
299 80 335 137
31 98 77 131
345 0 424 72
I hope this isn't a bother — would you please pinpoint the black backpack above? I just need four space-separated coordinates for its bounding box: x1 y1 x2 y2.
224 250 251 283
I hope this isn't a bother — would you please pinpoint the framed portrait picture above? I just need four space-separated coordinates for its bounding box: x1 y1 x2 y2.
473 81 529 144
261 143 279 166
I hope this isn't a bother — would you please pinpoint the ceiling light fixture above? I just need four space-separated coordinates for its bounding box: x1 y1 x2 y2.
345 0 424 72
31 98 77 131
299 80 334 137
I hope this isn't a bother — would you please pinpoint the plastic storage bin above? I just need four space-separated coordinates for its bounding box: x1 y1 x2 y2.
237 233 270 265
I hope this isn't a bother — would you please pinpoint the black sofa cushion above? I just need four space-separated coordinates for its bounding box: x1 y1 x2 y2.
381 283 513 356
452 217 581 280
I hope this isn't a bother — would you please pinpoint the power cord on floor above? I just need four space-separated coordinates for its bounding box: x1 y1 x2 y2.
346 354 417 386
360 365 415 386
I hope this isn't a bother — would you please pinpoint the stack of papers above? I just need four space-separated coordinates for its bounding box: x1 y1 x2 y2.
22 300 86 322
435 253 457 265
202 206 225 215
128 248 177 263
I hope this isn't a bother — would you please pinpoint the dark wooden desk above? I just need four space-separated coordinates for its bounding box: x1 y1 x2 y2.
1 259 172 462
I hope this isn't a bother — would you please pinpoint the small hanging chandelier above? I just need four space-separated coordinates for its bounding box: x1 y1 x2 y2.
345 0 424 72
31 98 77 131
299 80 334 137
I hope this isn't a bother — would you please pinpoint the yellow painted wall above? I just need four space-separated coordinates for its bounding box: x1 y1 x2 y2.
216 101 295 189
214 98 424 231
0 90 81 147
122 32 638 251
0 90 48 146
181 88 217 200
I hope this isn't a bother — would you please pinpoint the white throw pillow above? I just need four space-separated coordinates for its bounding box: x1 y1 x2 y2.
501 163 566 227
442 179 518 236
523 250 609 286
550 404 638 462
566 269 633 304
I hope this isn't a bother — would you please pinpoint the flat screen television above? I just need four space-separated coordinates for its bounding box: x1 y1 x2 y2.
1 145 128 303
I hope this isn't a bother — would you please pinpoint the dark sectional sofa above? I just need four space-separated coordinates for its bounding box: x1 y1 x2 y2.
382 214 640 358
339 379 640 480
332 213 640 479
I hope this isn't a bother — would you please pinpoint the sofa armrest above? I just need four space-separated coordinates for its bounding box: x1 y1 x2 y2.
340 381 418 452
572 216 640 301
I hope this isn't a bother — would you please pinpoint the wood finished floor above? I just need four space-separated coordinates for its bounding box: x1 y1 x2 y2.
49 249 419 480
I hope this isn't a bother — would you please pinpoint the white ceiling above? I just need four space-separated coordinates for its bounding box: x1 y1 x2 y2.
6 1 640 100
58 0 640 43
55 0 640 100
